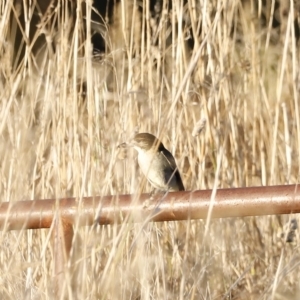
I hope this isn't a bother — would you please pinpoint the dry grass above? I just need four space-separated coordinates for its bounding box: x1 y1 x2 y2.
0 0 300 299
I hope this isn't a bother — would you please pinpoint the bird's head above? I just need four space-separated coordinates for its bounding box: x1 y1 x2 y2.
118 133 165 154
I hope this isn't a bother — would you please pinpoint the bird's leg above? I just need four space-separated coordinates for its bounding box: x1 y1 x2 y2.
149 189 168 200
149 189 157 200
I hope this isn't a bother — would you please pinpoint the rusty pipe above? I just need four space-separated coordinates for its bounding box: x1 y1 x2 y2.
52 218 74 297
0 185 299 231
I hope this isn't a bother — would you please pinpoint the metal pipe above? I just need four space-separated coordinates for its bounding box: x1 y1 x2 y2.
52 218 74 298
0 185 299 231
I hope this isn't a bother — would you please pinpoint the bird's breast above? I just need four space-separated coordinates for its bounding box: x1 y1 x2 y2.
137 150 178 190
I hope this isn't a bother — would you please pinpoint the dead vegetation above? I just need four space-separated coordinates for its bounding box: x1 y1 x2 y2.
0 0 300 299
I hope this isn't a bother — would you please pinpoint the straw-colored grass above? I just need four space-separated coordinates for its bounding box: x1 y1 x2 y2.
0 0 300 299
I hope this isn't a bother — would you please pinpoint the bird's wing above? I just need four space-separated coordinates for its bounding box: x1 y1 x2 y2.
160 149 177 170
160 149 185 191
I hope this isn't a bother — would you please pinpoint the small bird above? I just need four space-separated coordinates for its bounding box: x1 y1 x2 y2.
119 133 184 192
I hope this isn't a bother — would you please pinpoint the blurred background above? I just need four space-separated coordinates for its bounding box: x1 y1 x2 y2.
0 0 300 298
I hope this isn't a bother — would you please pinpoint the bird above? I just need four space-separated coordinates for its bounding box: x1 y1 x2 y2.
119 133 184 192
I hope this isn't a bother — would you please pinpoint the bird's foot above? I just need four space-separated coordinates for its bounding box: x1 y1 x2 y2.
149 189 167 200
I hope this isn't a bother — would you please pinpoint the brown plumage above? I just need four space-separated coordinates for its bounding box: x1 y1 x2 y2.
121 133 185 192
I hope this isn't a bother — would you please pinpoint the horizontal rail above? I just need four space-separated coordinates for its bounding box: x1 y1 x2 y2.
0 184 299 230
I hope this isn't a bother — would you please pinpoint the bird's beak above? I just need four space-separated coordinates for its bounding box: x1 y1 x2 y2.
117 142 129 149
118 138 136 148
117 142 130 160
